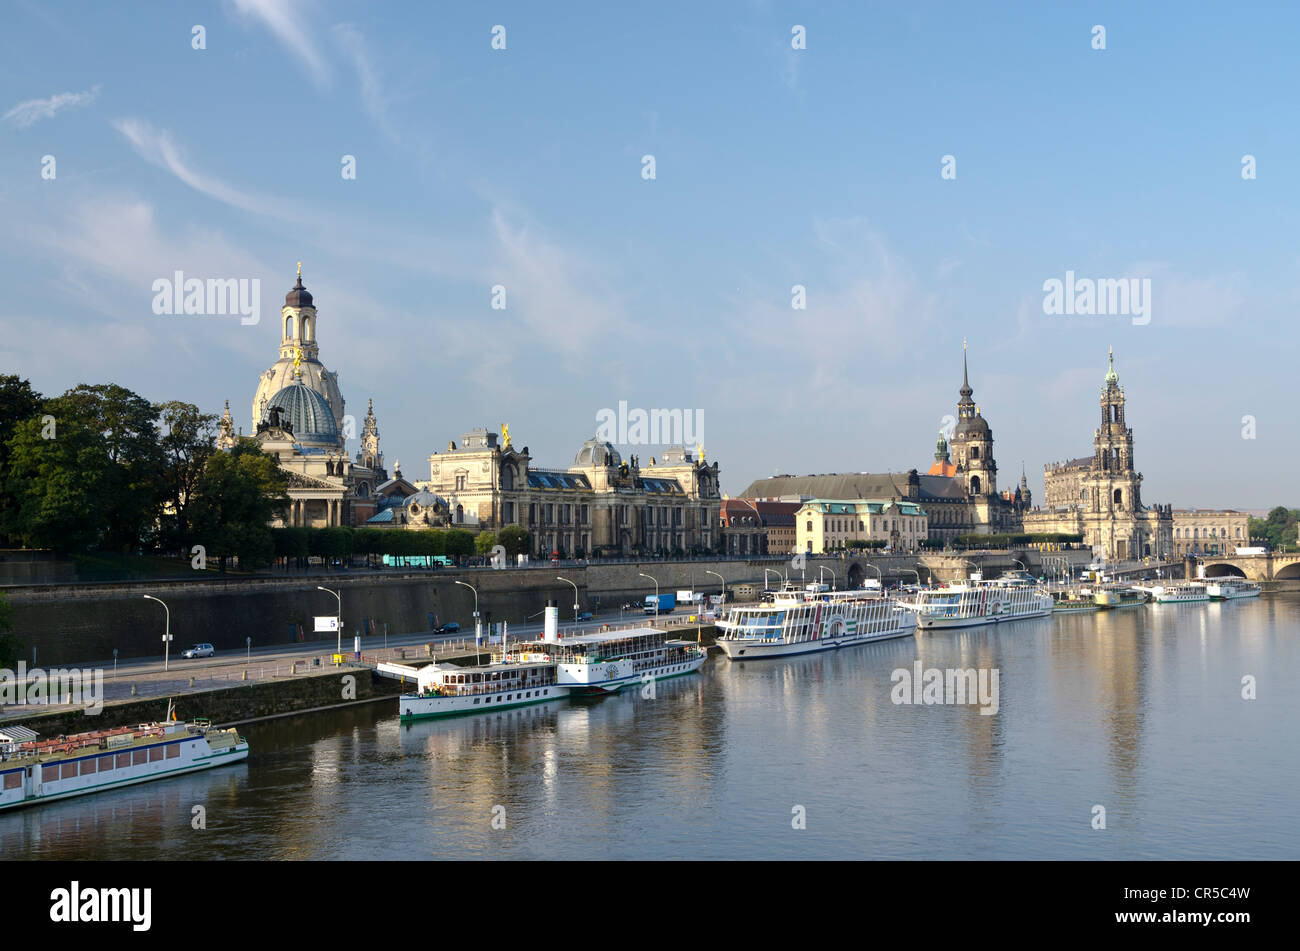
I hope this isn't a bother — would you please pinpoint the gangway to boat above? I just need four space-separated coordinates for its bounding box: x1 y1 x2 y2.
373 662 424 684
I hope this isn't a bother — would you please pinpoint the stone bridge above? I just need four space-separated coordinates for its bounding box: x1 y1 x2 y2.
1194 552 1300 582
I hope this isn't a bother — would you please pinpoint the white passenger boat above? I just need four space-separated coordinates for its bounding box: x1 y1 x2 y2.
715 583 916 659
398 659 564 720
1205 579 1261 601
904 573 1052 630
1148 582 1209 603
511 627 706 695
0 704 248 812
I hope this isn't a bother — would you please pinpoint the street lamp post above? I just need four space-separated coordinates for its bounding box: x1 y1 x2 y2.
763 568 785 591
819 566 836 590
557 576 580 624
902 568 920 588
142 595 172 672
864 563 882 588
704 569 726 605
454 580 480 645
638 572 659 618
317 586 342 655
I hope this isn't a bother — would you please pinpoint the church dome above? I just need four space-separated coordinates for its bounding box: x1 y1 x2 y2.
574 437 621 468
405 490 446 510
265 381 338 442
955 414 990 436
285 273 314 308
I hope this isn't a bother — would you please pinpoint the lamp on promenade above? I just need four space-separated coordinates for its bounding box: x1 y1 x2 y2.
639 572 660 618
142 595 172 672
317 586 342 655
705 569 726 604
454 580 480 645
557 576 580 624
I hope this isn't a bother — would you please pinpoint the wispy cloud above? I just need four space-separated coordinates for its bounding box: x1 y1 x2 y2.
4 84 100 128
230 0 329 86
332 23 397 142
110 118 299 220
488 207 640 363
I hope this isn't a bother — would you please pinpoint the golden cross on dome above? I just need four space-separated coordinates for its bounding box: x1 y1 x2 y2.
297 261 302 279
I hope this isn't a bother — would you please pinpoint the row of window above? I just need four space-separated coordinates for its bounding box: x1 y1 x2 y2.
1175 526 1242 538
809 518 924 534
42 743 181 783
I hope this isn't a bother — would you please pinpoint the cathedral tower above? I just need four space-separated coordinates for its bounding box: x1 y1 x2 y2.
951 341 997 498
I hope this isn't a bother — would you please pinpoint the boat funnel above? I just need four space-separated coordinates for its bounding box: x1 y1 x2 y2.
544 599 559 643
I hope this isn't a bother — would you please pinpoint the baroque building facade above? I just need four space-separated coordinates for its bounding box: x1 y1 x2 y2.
414 428 722 557
795 499 929 553
1023 350 1173 560
739 345 1029 545
218 267 388 527
1170 510 1251 556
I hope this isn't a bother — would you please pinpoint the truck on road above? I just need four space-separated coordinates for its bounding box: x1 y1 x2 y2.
644 593 676 615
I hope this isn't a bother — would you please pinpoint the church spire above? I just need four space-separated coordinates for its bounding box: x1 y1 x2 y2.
1104 346 1119 386
958 340 975 417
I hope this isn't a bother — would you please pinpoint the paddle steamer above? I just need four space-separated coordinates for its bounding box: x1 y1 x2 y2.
0 703 248 812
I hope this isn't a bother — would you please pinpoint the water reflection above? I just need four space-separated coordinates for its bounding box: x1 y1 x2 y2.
6 594 1299 860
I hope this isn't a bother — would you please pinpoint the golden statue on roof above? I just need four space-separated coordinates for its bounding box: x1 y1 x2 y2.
501 422 511 448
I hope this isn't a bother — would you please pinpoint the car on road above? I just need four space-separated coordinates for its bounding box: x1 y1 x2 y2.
577 611 593 621
181 643 215 659
434 622 461 635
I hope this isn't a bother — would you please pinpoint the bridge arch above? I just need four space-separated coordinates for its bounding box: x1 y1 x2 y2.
847 561 866 588
1202 563 1247 579
1275 562 1300 581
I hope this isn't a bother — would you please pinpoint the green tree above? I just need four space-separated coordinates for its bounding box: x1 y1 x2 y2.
0 375 43 546
273 526 310 567
156 401 217 552
444 529 475 559
46 384 163 551
2 416 112 550
475 531 498 556
188 439 288 571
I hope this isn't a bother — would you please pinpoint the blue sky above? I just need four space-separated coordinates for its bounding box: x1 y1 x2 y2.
1 1 1294 508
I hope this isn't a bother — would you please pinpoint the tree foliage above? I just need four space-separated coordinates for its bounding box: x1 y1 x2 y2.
156 400 217 551
497 525 530 557
188 438 288 570
2 415 112 550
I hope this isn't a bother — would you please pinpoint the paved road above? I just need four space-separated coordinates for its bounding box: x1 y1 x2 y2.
0 608 719 720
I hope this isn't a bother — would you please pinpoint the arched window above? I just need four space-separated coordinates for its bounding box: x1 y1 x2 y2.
1113 489 1122 506
970 476 981 494
456 504 464 523
971 446 980 460
286 316 294 338
303 317 313 341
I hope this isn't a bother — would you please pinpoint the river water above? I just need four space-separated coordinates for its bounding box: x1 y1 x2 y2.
8 592 1299 860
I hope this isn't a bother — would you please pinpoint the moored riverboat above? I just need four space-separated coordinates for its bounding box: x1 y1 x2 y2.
715 583 916 659
0 703 248 812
